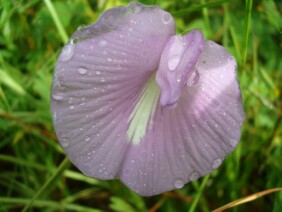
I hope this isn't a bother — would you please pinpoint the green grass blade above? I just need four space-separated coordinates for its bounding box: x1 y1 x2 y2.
43 0 69 43
172 0 230 17
22 157 70 212
189 175 210 212
0 154 46 171
242 0 253 64
0 69 26 96
0 197 102 212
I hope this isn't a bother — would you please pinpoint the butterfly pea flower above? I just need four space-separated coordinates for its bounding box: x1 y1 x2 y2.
50 2 245 196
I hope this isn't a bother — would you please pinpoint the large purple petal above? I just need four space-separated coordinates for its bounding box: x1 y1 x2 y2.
50 3 175 179
51 2 245 197
119 40 245 196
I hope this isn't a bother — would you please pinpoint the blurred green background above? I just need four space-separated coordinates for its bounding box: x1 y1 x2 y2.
0 0 281 211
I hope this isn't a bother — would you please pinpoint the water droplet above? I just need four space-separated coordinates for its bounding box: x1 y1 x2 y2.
201 86 205 91
61 140 69 148
189 172 199 181
107 57 112 62
80 97 86 105
168 55 180 71
52 93 64 100
212 158 222 169
187 70 200 86
96 71 101 75
77 24 86 31
68 97 73 104
70 38 79 44
174 179 184 189
69 105 75 110
52 111 57 120
162 12 172 24
78 67 87 75
228 56 234 61
133 5 141 13
98 40 108 48
85 137 90 141
176 78 181 83
60 44 74 62
230 138 237 147
209 41 214 47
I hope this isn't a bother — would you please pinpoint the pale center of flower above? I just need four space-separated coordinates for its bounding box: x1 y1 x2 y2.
127 74 160 145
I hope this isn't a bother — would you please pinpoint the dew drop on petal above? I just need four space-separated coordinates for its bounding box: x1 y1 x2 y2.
77 24 86 31
189 172 199 181
174 179 184 189
229 138 237 147
187 70 200 86
209 41 214 47
70 38 79 44
228 56 235 61
162 12 172 24
168 55 180 71
133 5 141 13
212 158 222 169
69 105 75 110
52 112 57 123
61 140 69 148
60 44 74 62
52 93 64 101
85 137 91 141
78 67 87 75
107 57 112 62
98 40 108 48
96 71 101 75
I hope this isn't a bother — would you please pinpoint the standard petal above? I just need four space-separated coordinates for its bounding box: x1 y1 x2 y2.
120 40 245 196
50 2 175 179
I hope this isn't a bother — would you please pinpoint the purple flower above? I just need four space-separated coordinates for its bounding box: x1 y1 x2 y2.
50 2 245 196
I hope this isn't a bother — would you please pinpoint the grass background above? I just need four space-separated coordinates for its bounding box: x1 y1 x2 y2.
0 0 281 211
